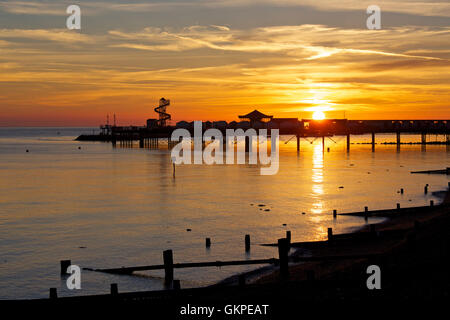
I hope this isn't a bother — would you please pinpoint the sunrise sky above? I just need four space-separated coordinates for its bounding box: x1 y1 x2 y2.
0 0 449 126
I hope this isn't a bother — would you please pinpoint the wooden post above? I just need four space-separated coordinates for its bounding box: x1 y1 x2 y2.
327 228 333 243
110 283 118 295
401 188 404 194
205 238 211 248
278 238 289 279
365 206 369 213
245 234 251 252
60 260 71 275
397 203 401 210
397 131 401 152
49 288 57 299
333 209 337 218
296 135 300 152
322 136 325 151
173 280 181 290
163 250 174 286
425 185 428 194
286 231 291 247
430 200 434 207
139 138 144 148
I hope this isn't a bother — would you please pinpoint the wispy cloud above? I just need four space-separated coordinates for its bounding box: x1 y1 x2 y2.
0 28 94 43
1 0 449 17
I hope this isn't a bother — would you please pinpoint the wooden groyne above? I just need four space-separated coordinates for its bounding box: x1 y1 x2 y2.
411 168 450 175
85 258 279 275
17 192 450 304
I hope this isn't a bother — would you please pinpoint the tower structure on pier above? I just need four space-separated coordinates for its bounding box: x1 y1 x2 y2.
154 98 171 127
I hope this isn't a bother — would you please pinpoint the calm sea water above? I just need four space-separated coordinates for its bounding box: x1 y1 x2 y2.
0 127 449 299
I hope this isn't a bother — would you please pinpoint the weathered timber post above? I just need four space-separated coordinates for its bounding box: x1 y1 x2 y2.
245 234 251 252
60 260 71 275
163 250 174 286
286 231 291 247
278 238 289 279
327 228 333 243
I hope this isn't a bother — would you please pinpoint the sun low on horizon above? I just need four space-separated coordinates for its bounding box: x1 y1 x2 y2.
312 111 326 120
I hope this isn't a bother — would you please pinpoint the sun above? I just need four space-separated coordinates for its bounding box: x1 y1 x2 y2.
312 111 326 120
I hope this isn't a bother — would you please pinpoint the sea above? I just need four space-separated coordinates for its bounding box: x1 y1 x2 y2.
0 127 449 299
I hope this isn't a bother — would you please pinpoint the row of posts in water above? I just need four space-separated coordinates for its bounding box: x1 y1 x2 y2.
51 188 444 299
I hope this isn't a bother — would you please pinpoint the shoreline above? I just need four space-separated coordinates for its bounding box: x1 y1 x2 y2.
215 187 450 287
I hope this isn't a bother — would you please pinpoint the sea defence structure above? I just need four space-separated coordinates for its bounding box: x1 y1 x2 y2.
77 106 450 152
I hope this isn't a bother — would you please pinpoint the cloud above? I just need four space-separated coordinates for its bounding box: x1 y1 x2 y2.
107 24 449 62
1 0 449 18
0 28 94 43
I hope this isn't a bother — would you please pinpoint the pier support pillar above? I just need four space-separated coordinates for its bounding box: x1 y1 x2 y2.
277 238 289 279
421 133 427 152
371 132 375 152
163 250 174 286
396 132 401 152
139 138 144 148
346 134 350 153
322 136 325 152
296 135 300 152
446 134 450 152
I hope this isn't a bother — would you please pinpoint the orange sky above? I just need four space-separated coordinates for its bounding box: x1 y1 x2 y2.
0 1 449 126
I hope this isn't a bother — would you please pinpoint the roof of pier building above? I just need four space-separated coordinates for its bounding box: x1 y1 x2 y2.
238 110 273 123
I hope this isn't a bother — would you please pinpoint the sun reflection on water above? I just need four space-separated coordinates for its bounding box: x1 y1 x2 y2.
311 142 324 214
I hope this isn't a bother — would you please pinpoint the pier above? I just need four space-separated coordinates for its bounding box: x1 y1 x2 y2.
77 105 450 152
